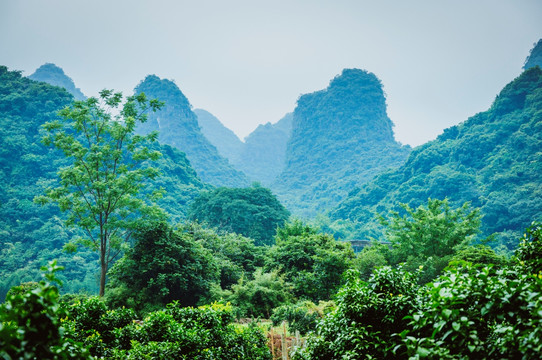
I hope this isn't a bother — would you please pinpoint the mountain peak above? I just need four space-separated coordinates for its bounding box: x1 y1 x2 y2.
271 68 409 217
28 63 86 100
134 75 248 187
523 39 542 70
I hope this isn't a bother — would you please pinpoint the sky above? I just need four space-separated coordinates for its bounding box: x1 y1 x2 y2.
1 0 541 146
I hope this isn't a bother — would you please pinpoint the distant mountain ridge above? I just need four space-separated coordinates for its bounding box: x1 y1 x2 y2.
232 113 293 185
331 66 542 247
195 111 293 185
271 69 411 217
134 75 249 187
28 63 86 100
194 108 244 163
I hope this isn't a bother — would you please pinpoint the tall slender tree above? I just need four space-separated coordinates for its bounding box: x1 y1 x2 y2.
36 90 165 296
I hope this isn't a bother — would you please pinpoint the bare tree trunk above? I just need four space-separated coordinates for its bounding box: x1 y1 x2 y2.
99 244 106 297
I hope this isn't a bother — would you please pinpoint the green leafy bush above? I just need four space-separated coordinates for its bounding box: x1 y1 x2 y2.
266 220 354 301
515 221 542 275
228 269 293 318
293 266 420 360
297 225 542 359
0 260 91 359
400 264 542 359
63 299 272 359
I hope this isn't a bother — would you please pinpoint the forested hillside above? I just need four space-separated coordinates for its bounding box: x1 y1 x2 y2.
0 66 95 298
0 66 208 298
232 113 293 185
331 66 542 248
28 63 86 100
271 69 410 217
134 75 249 187
194 108 244 163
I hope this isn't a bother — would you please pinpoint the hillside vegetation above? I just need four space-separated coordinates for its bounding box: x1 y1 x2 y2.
331 66 542 248
272 69 410 217
0 66 208 298
134 75 249 187
194 108 244 163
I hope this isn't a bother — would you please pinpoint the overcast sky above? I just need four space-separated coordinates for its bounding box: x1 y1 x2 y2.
1 0 541 146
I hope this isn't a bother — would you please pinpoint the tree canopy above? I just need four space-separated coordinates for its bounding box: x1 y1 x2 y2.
36 90 166 296
188 184 290 246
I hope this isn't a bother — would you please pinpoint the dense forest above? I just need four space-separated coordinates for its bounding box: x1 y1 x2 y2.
1 39 542 359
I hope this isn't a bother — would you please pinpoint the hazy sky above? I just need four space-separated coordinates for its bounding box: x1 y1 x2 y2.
1 0 541 146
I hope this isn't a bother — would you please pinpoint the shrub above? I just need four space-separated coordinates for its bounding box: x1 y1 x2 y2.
293 266 420 360
0 261 91 360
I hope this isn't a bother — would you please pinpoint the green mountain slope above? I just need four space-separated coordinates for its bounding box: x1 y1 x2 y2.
194 108 244 163
331 67 542 248
28 63 86 100
134 75 248 187
271 69 410 217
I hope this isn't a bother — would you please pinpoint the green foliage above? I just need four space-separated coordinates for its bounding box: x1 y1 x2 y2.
0 66 100 298
271 300 332 335
272 68 410 217
266 220 354 301
381 199 481 260
184 222 267 289
515 221 542 275
37 89 166 296
293 266 420 360
379 198 481 282
353 243 390 279
107 221 219 311
0 260 91 359
189 184 290 246
228 269 293 318
0 66 213 298
297 225 542 360
449 244 507 268
332 67 542 248
65 299 272 359
400 264 542 359
134 75 249 187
